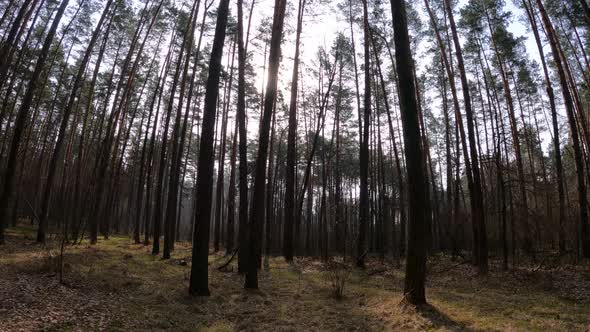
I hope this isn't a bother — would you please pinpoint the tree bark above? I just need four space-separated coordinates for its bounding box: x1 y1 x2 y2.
390 0 429 305
189 0 231 296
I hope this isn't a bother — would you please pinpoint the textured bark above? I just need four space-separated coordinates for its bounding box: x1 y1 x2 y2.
189 0 231 296
390 0 429 305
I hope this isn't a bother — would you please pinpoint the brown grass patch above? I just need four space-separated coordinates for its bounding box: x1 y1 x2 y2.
1 225 590 331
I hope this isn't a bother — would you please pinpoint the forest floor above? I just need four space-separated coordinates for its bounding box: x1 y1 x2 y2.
1 225 590 331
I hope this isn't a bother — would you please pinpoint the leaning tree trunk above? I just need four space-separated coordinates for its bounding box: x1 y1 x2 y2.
390 0 429 306
35 0 114 244
0 0 69 244
163 0 200 259
535 0 590 257
523 0 566 252
152 24 187 256
0 0 40 114
143 39 174 246
370 29 404 261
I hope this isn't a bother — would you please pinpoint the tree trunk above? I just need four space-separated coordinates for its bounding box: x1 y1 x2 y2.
189 0 231 296
236 0 255 274
35 0 114 244
483 7 532 257
214 38 236 252
245 0 287 289
226 125 238 254
163 0 200 258
0 0 69 244
441 0 488 273
390 0 429 306
357 0 371 269
523 0 566 252
535 0 590 257
283 0 306 262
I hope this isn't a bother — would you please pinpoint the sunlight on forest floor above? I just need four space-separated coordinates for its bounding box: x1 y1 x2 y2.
1 225 590 331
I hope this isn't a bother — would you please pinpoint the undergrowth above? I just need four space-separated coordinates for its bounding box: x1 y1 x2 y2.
1 224 590 331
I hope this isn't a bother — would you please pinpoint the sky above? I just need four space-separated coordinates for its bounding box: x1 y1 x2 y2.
73 0 561 179
237 0 557 153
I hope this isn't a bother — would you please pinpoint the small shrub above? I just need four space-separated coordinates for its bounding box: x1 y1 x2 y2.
325 260 350 299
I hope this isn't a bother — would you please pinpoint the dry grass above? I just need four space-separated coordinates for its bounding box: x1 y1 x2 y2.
1 224 590 331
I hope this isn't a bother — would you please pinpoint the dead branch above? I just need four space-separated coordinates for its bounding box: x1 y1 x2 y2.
216 248 239 271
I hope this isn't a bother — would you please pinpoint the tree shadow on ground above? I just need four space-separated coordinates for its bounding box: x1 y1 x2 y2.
414 303 472 332
3 225 590 331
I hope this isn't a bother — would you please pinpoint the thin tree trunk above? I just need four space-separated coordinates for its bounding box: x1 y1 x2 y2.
535 0 590 257
214 37 236 252
441 0 488 272
357 0 371 269
163 0 200 258
236 0 253 274
35 0 114 244
245 0 287 289
484 6 532 256
0 0 69 244
283 0 306 262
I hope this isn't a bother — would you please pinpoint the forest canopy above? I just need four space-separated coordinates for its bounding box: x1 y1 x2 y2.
1 0 590 330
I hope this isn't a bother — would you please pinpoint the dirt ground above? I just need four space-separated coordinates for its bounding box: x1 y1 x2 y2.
1 224 590 331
